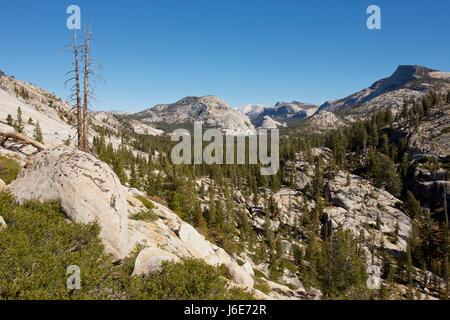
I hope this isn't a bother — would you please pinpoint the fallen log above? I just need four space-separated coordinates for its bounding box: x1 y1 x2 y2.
0 129 46 150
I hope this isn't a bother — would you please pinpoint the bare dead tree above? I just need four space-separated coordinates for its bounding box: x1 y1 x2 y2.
62 21 102 152
81 21 103 152
63 28 83 150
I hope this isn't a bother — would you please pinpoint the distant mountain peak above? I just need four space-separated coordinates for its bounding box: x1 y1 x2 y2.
317 65 450 116
240 101 319 126
134 95 255 134
369 65 435 92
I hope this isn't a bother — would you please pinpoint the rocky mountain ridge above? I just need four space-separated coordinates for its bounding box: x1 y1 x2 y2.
317 65 450 116
239 101 319 128
134 95 255 135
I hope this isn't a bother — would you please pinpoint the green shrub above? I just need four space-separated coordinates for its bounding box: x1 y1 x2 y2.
0 193 116 299
127 259 255 300
130 210 157 222
254 278 271 295
253 269 268 280
0 155 21 184
286 282 298 290
130 195 157 221
284 259 298 274
135 195 154 210
0 193 254 300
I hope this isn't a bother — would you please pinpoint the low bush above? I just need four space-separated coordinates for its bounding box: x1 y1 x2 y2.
127 259 255 300
0 193 254 300
129 210 157 221
0 155 21 184
135 195 154 210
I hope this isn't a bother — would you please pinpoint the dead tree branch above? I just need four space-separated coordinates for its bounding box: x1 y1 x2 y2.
0 129 47 150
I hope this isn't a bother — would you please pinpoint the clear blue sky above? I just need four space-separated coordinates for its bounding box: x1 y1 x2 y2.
0 0 449 112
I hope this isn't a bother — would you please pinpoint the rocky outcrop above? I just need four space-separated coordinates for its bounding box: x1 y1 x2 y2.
325 171 412 255
401 103 450 213
407 104 450 161
176 222 254 287
7 147 129 259
224 262 254 288
242 261 254 277
0 178 5 192
238 104 270 119
128 119 163 136
241 101 319 127
0 215 6 231
409 166 450 213
306 111 346 131
134 95 255 135
132 247 180 276
127 214 255 287
4 147 255 288
255 115 287 129
264 280 321 300
178 222 216 258
125 187 255 287
270 101 318 120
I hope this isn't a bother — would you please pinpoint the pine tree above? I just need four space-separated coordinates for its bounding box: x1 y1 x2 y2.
317 229 369 298
214 200 225 233
193 202 207 229
168 191 182 214
112 156 127 185
129 162 140 189
293 245 303 268
376 213 381 230
384 108 393 127
400 152 409 178
379 282 388 300
367 150 402 197
304 234 320 289
380 133 389 155
368 121 379 147
15 107 24 133
394 220 400 244
6 114 13 126
406 245 415 300
34 121 43 143
264 210 275 251
440 222 448 300
405 191 423 219
385 264 396 299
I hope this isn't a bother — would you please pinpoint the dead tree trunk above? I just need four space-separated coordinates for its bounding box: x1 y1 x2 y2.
74 29 83 150
64 21 102 152
81 22 102 153
0 129 46 150
82 24 90 152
